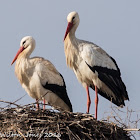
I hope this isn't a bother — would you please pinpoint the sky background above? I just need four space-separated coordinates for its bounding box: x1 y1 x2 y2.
0 0 140 138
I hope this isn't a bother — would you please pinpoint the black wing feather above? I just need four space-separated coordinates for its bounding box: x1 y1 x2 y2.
43 73 73 112
90 85 123 106
86 61 129 106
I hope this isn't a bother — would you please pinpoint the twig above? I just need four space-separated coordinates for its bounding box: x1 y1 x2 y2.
17 128 26 140
123 128 140 131
0 100 22 108
80 131 94 140
4 94 27 108
66 126 81 140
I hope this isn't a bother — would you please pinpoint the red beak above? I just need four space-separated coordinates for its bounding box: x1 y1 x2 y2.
64 22 73 41
11 46 24 65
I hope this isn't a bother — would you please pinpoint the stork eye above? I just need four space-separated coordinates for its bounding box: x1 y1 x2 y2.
23 40 26 45
72 16 75 21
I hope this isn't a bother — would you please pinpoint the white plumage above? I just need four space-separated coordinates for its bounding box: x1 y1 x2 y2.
11 36 72 112
64 11 129 119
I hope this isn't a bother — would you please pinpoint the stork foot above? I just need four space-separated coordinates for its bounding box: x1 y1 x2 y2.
43 99 46 111
94 86 98 120
86 85 91 113
36 99 39 111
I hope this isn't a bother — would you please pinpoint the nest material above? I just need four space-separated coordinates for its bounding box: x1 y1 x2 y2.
0 103 131 140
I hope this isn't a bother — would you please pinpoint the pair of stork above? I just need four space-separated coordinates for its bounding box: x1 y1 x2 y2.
11 11 129 120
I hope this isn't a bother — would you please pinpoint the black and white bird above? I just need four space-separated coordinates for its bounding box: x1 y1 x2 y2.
63 11 129 119
11 36 72 112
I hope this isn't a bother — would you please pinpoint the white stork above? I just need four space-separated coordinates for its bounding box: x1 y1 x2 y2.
63 11 129 119
11 36 72 112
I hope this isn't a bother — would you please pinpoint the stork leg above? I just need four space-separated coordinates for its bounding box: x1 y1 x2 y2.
94 85 98 120
43 99 46 110
36 99 39 111
86 85 91 113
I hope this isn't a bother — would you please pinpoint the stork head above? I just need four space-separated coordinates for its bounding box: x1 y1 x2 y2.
11 36 36 65
64 11 80 41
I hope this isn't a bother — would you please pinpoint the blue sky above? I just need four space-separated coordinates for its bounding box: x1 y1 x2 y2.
0 0 140 137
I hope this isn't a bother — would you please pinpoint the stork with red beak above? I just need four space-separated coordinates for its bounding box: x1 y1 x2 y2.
11 36 72 112
63 11 129 119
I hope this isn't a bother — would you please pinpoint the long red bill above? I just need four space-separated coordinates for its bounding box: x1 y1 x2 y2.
11 46 24 65
64 22 73 41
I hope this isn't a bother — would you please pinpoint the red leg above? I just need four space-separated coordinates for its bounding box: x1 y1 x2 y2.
86 85 91 113
43 99 45 110
95 86 98 120
36 99 39 111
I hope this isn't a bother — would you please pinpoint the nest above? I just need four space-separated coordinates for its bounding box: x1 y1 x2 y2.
0 101 131 140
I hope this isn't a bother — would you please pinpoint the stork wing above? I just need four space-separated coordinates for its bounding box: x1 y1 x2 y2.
30 57 72 111
80 44 118 71
80 44 129 105
33 58 64 86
